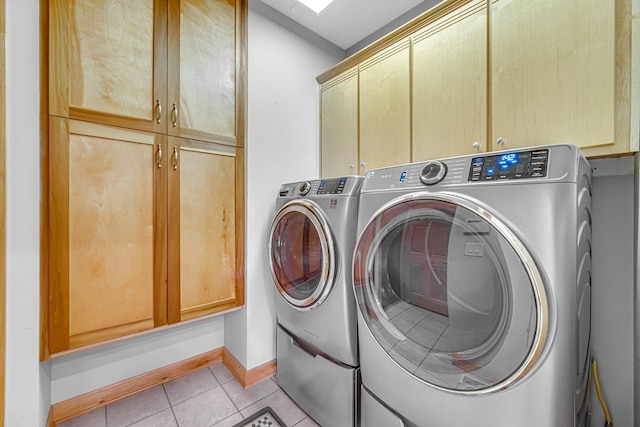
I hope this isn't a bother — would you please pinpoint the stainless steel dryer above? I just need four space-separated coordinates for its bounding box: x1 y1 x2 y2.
353 145 592 426
269 176 363 427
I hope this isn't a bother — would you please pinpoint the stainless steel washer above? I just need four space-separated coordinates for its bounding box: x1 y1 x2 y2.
353 145 592 426
269 176 363 427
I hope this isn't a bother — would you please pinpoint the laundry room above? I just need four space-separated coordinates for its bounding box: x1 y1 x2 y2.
2 0 639 426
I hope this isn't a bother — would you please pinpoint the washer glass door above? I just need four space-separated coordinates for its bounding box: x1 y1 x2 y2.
353 193 548 393
269 200 335 310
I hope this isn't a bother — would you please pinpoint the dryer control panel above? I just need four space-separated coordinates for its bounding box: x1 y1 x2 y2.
468 148 549 181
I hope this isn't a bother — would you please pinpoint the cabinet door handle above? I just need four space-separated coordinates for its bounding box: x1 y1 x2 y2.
155 99 162 124
157 144 162 168
360 162 366 168
349 164 355 170
173 146 179 170
472 141 480 150
496 137 505 146
171 103 178 127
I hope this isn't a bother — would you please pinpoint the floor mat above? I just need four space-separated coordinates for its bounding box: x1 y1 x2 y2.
232 406 287 427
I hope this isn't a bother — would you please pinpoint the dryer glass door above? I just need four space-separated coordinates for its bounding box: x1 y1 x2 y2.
269 200 336 310
353 193 548 393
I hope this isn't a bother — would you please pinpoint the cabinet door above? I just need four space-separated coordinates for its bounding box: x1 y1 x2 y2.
167 0 241 145
167 138 244 323
412 0 487 161
320 69 358 178
49 0 167 134
491 0 614 151
48 118 167 354
359 40 411 173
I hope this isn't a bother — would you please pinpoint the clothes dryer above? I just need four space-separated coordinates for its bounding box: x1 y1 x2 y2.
269 176 363 427
353 145 592 426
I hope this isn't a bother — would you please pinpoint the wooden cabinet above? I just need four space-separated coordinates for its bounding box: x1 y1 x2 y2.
48 118 167 353
359 40 411 173
45 0 246 356
412 0 487 161
490 0 616 155
168 0 239 144
167 139 244 323
50 0 243 146
320 69 358 178
318 0 637 162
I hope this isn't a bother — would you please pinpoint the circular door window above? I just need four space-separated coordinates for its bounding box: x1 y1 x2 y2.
353 192 548 393
269 200 336 310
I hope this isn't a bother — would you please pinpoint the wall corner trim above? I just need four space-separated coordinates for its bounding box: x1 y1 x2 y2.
222 347 277 389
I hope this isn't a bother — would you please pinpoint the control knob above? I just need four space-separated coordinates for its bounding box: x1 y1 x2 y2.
420 161 447 185
298 181 311 195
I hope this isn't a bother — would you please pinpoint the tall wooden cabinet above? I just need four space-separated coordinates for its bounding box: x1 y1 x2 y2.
45 0 246 356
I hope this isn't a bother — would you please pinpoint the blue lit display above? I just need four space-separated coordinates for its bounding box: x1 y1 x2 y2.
497 153 519 167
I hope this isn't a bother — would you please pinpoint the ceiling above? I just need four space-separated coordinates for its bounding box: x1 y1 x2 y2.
260 0 441 50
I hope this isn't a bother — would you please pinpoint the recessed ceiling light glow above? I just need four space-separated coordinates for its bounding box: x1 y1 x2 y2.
297 0 334 14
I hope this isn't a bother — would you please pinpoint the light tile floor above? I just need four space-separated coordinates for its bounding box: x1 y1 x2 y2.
59 363 320 427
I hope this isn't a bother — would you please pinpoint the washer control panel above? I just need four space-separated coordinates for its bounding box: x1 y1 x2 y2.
469 148 549 181
278 176 362 198
317 177 347 194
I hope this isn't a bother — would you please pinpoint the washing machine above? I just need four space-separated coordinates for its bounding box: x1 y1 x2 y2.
269 175 363 427
352 145 592 426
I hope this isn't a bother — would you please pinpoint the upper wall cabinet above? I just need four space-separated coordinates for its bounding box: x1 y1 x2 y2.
317 0 638 163
359 40 411 173
49 0 244 146
412 0 487 161
490 0 617 155
320 68 359 178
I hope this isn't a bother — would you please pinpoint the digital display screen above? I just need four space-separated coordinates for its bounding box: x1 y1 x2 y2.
317 178 347 194
497 153 519 170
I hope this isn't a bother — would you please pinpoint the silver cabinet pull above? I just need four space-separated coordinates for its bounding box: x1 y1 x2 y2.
360 162 366 168
496 137 505 146
157 144 162 168
349 164 355 170
171 103 178 127
155 99 162 124
472 141 480 150
173 146 179 170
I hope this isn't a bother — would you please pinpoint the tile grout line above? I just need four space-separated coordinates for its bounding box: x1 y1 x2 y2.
161 383 180 427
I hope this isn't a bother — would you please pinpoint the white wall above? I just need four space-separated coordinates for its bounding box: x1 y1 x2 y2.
590 157 636 427
5 0 47 425
224 1 344 369
50 318 225 403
